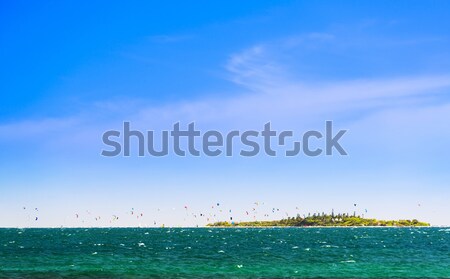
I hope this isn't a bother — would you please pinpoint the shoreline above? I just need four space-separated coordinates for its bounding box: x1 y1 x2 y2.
0 225 447 229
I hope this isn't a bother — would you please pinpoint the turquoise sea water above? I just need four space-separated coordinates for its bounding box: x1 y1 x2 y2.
0 227 449 278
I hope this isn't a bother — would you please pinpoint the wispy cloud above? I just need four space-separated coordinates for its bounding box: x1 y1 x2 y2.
1 37 450 155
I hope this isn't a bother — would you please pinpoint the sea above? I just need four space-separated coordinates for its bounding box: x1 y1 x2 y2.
0 227 449 278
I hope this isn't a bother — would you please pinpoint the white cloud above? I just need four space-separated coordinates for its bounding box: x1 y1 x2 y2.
1 40 450 162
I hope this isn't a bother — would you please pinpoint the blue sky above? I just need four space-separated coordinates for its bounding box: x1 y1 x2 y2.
1 1 450 227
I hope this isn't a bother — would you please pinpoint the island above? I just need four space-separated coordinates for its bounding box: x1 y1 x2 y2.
207 213 430 227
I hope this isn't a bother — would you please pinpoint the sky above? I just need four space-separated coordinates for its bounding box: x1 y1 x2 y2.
1 1 450 227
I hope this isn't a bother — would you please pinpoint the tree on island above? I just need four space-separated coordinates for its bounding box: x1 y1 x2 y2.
207 213 430 227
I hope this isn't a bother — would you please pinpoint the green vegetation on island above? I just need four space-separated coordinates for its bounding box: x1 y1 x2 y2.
207 213 430 227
